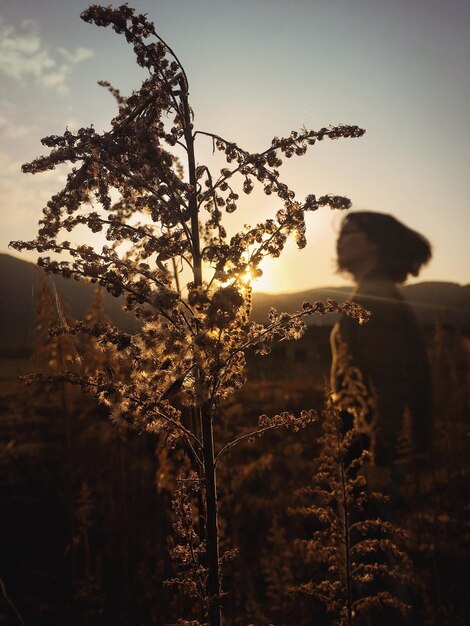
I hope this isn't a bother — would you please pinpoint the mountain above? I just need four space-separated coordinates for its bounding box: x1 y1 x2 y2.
1 253 469 356
0 253 139 356
251 282 470 329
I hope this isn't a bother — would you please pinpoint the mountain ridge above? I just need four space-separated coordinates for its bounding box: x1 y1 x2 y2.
1 253 469 356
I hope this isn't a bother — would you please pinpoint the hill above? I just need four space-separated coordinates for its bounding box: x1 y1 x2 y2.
1 253 469 356
0 253 139 356
251 282 470 328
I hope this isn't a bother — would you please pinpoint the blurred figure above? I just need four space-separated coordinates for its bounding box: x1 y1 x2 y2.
330 211 433 494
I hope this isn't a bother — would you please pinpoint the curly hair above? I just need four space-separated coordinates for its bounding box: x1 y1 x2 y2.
338 211 432 283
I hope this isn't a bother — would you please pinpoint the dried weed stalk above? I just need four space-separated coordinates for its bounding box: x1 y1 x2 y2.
10 5 367 624
290 396 413 626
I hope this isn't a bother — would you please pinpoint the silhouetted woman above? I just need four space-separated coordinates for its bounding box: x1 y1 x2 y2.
330 211 433 492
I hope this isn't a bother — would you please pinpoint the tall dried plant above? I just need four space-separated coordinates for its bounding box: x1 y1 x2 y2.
290 395 413 626
10 5 367 624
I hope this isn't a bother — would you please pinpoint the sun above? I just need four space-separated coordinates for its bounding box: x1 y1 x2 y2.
249 262 275 292
212 259 274 293
239 267 255 285
238 263 276 293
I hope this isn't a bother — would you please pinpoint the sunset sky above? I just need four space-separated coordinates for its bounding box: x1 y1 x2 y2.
1 0 469 293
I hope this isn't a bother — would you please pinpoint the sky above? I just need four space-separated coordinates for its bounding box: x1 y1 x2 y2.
1 0 469 293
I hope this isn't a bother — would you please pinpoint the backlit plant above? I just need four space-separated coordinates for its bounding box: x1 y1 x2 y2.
10 5 367 624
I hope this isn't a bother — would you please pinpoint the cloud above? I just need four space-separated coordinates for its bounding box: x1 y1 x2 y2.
0 151 22 177
57 46 94 64
0 149 69 251
0 17 94 96
0 98 38 139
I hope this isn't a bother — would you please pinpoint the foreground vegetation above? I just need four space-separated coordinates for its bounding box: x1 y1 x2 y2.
1 315 468 624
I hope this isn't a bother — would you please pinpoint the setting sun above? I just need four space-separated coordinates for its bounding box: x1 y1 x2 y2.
248 264 273 292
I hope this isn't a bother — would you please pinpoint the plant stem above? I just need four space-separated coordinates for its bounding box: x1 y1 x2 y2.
336 421 353 626
182 89 201 288
201 404 222 625
182 87 222 625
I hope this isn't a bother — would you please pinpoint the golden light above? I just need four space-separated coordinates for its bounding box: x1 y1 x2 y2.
211 257 276 293
249 262 274 293
239 260 276 293
212 264 257 291
240 267 255 285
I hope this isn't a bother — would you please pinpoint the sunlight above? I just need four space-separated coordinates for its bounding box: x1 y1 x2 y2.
214 267 255 292
215 260 275 293
239 267 255 286
249 265 273 292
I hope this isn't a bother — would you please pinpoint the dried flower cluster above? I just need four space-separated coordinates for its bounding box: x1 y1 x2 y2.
165 475 208 604
10 5 366 624
290 396 413 625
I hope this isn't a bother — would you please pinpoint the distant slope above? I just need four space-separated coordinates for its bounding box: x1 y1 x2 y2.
1 253 469 356
251 282 470 328
0 254 139 356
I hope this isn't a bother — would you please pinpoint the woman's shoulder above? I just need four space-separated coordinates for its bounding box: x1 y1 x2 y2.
355 279 416 326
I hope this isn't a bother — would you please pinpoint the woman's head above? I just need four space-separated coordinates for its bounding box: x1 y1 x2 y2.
336 211 432 283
